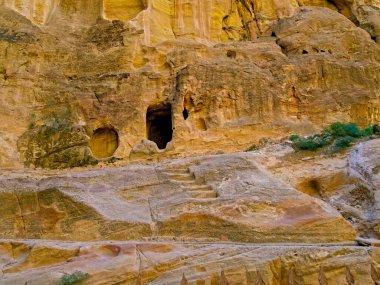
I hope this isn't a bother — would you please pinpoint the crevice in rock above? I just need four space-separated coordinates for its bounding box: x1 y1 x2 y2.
14 191 27 237
183 107 189 120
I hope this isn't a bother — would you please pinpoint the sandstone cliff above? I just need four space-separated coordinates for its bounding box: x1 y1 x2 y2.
1 0 380 168
1 2 380 284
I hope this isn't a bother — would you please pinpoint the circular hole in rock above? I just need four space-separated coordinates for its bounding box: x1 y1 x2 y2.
89 127 119 159
227 50 237 58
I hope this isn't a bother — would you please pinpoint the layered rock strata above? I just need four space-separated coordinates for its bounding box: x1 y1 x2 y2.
1 3 380 284
0 152 356 242
0 140 379 284
1 241 379 285
0 3 379 168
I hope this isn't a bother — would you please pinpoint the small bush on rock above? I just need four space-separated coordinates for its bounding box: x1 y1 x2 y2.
295 139 320 150
292 133 332 151
373 124 380 134
362 125 374 136
290 122 379 152
289 135 300 141
334 136 356 148
57 271 89 285
327 122 363 138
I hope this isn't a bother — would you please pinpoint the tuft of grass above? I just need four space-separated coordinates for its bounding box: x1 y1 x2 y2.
57 271 89 285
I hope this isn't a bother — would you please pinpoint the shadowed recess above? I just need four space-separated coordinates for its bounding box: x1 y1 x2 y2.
146 103 173 150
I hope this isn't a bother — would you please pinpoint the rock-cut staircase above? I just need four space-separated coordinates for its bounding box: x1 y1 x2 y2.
161 166 218 199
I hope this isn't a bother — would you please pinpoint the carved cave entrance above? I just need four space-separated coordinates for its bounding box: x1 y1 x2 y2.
89 127 119 158
146 104 173 149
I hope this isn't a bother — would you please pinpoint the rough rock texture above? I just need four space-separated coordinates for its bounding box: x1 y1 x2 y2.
348 139 380 236
354 4 380 42
257 139 380 240
1 241 379 285
0 141 379 283
1 1 380 284
0 137 379 283
0 152 356 242
0 1 380 168
2 0 380 43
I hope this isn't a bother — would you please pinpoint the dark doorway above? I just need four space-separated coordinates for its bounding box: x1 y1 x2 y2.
146 104 173 149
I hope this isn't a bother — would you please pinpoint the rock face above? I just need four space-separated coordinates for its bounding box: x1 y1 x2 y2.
348 139 380 236
0 141 380 284
0 1 380 168
0 152 356 242
261 139 380 240
1 1 380 284
1 241 379 285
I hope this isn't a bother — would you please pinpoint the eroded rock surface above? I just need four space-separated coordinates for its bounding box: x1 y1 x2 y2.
1 1 380 284
0 152 356 243
1 140 380 283
262 139 380 240
0 2 379 168
348 139 380 237
0 138 379 284
1 241 379 285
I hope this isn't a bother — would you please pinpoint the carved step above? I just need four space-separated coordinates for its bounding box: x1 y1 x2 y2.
161 168 190 175
164 173 195 181
185 185 213 191
162 165 217 199
190 191 218 199
171 180 203 186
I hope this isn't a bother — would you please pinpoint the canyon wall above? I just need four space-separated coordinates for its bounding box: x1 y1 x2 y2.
1 3 380 284
0 0 380 168
2 0 380 43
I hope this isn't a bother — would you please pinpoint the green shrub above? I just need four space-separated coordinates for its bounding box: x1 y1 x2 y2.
362 125 374 136
291 122 378 152
327 122 363 138
362 124 380 136
293 134 332 151
57 271 89 285
289 135 300 141
334 136 356 149
295 139 320 150
373 124 380 134
315 134 333 147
